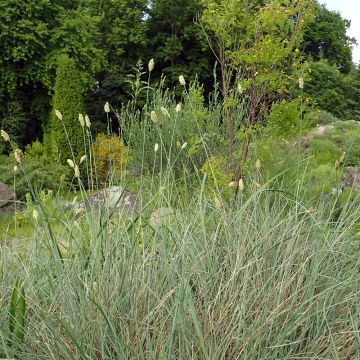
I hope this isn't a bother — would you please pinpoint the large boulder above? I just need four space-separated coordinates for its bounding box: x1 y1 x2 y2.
342 167 360 190
0 182 16 213
66 186 140 213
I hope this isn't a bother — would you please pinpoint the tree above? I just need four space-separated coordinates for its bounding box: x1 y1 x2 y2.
304 60 360 120
85 0 149 122
47 55 84 163
200 0 315 170
302 4 355 73
146 0 212 90
0 0 104 152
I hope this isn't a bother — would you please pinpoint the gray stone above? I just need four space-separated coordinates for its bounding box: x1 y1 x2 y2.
0 181 16 212
65 186 140 213
150 207 176 228
342 167 360 190
313 124 335 135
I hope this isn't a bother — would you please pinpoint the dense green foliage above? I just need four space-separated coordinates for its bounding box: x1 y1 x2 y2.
0 1 104 148
303 4 355 73
47 55 85 163
0 0 359 154
1 1 360 353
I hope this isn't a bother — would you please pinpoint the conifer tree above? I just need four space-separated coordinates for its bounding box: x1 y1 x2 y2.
48 54 84 164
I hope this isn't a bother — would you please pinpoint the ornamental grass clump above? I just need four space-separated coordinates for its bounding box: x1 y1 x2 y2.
0 176 359 359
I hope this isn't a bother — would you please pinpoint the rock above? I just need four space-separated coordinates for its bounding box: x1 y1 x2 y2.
335 120 360 127
66 186 140 213
0 182 16 212
313 124 335 135
342 167 360 190
150 207 176 228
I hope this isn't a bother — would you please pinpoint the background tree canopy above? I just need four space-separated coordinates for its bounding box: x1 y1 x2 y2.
0 0 359 154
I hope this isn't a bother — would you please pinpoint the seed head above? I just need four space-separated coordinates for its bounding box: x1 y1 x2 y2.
214 196 221 209
32 209 39 220
176 141 181 148
104 102 110 113
150 111 158 123
67 159 75 168
298 77 304 89
1 130 10 142
80 155 87 164
154 143 159 153
228 181 237 189
255 159 261 169
339 152 346 164
238 178 244 192
55 109 62 120
79 114 85 127
13 165 18 173
60 174 66 182
237 82 243 94
148 58 154 72
85 115 91 128
74 165 80 178
335 160 340 170
14 149 23 164
75 207 86 216
179 75 186 86
181 142 188 150
175 103 181 112
161 106 170 118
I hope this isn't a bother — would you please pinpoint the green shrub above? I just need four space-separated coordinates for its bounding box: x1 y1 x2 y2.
308 138 341 166
201 155 233 200
266 98 316 139
92 133 128 184
343 130 360 166
0 141 68 199
316 110 339 125
303 164 338 198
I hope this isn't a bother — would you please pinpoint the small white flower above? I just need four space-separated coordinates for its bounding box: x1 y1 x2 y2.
79 114 85 127
55 109 62 120
80 155 87 164
161 106 170 118
154 143 159 153
181 142 188 150
104 102 110 113
175 103 182 112
67 159 75 168
148 58 154 72
179 75 186 86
